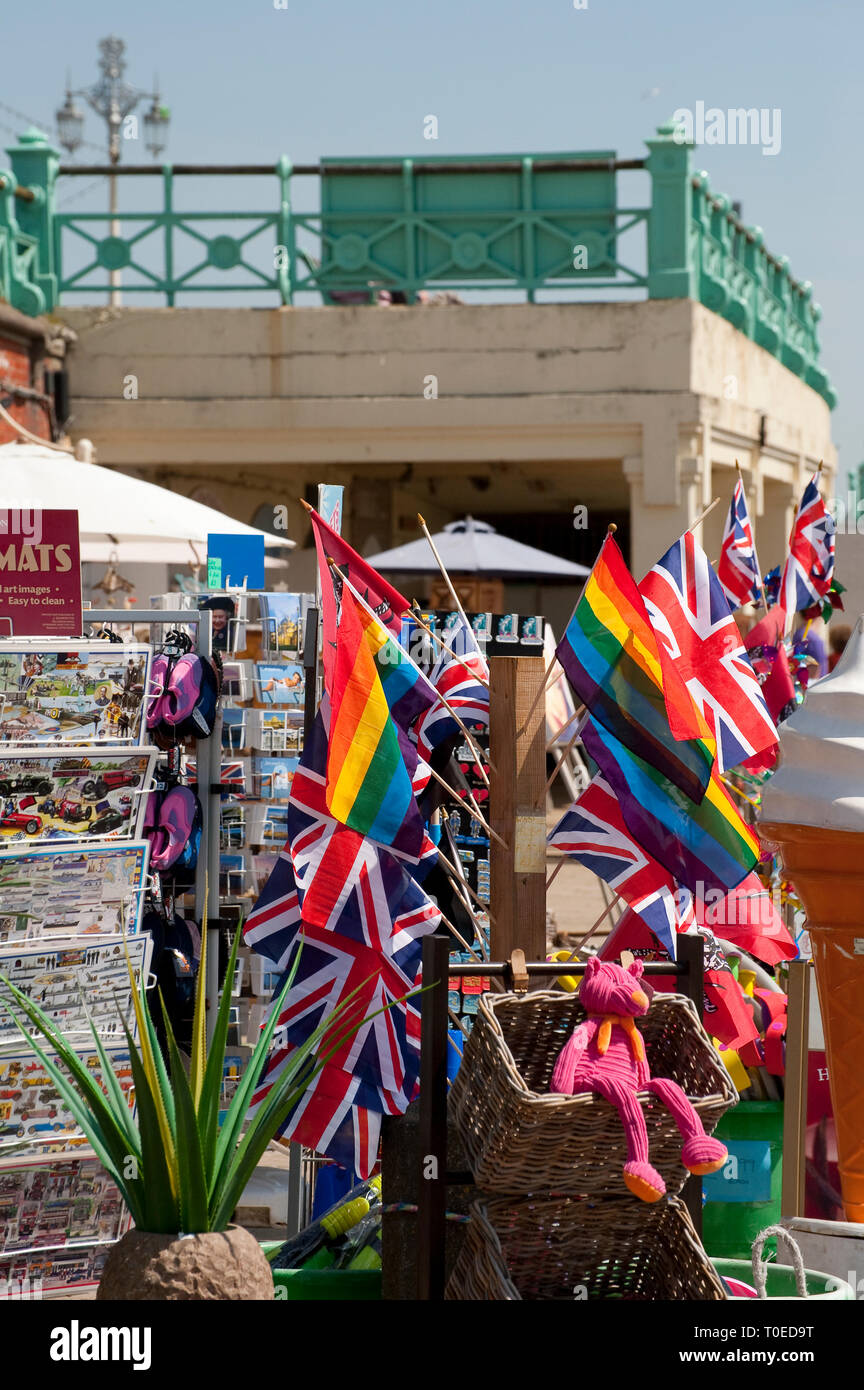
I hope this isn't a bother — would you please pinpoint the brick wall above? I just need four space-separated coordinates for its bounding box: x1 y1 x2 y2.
0 331 50 442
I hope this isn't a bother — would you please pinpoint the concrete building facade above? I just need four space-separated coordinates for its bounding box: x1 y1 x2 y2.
56 295 838 629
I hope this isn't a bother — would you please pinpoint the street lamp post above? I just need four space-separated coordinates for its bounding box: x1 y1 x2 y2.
56 35 170 306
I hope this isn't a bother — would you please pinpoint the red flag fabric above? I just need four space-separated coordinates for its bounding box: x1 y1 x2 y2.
309 506 411 687
744 604 796 727
693 872 797 966
599 908 760 1050
639 529 777 773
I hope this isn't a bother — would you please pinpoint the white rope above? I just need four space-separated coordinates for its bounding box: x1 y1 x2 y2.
0 400 73 453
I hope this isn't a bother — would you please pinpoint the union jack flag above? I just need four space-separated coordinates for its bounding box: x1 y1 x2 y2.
780 472 835 616
639 531 777 773
415 615 489 760
251 1046 386 1176
243 705 440 1173
243 849 301 970
269 922 423 1096
548 774 690 958
717 479 761 609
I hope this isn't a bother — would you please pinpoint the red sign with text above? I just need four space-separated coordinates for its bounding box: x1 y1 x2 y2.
0 509 82 638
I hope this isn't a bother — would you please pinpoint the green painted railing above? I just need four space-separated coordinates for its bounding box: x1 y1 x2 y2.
0 122 835 407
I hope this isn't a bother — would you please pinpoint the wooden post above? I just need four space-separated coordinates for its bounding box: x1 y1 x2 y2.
488 656 547 963
781 959 811 1219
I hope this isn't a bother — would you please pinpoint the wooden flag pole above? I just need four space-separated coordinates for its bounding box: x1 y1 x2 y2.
409 603 490 687
489 654 547 964
536 710 586 807
436 842 495 919
435 906 489 963
328 558 492 788
547 703 584 747
559 892 622 961
417 513 485 662
519 522 618 737
687 496 721 534
545 858 565 892
424 761 507 851
735 460 770 613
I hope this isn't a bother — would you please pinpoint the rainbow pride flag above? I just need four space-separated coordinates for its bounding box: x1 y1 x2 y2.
326 585 434 859
556 533 713 803
582 717 759 896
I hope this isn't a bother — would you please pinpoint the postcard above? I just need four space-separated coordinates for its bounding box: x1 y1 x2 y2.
221 707 247 752
255 661 305 707
258 592 309 655
253 756 299 801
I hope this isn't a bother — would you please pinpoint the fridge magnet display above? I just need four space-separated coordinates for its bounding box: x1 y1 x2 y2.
0 842 149 944
0 1155 128 1259
1 1241 118 1299
0 934 152 1053
0 749 155 846
0 643 151 746
0 1047 134 1157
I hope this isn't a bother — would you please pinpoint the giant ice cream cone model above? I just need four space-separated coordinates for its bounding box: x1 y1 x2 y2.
760 615 864 1221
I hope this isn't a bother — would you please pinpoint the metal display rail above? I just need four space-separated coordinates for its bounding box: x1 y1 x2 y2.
87 608 222 1034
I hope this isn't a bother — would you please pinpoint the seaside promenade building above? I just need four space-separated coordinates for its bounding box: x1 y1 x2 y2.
1 120 844 625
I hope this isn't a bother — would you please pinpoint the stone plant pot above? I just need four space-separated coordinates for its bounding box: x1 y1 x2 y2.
97 1225 274 1301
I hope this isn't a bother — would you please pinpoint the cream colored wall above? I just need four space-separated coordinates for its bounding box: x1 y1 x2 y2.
57 300 837 579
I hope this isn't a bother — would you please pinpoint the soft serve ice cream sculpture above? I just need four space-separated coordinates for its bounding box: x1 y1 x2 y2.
760 614 864 1222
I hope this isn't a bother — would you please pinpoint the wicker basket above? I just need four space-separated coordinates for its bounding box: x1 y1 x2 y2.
446 1194 727 1301
450 990 736 1196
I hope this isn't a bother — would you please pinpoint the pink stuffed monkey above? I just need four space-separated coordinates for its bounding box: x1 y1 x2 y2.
550 956 727 1202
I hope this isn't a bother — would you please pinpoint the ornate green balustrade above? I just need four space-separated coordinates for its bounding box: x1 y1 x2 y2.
0 122 835 407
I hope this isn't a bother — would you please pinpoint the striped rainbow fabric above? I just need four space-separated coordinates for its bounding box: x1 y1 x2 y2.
581 716 760 896
326 585 432 859
556 532 714 803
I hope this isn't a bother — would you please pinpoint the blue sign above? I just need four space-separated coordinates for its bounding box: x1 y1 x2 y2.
702 1140 773 1204
207 533 265 590
317 484 344 535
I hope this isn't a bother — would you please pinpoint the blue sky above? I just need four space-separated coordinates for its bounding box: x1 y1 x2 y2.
4 0 861 472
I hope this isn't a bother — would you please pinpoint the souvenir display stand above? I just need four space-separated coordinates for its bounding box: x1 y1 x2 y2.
0 608 224 1298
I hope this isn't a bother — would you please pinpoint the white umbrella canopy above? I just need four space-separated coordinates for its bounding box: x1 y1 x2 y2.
0 442 293 564
366 516 589 578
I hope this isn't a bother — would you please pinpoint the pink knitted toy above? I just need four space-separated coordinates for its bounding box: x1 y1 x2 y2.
550 957 727 1202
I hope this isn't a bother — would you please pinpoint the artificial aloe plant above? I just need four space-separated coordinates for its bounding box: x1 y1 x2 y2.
0 925 391 1233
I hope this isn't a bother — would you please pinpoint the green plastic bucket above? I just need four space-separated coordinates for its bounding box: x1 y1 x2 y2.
703 1101 783 1261
713 1259 854 1301
271 1268 381 1300
260 1242 381 1300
